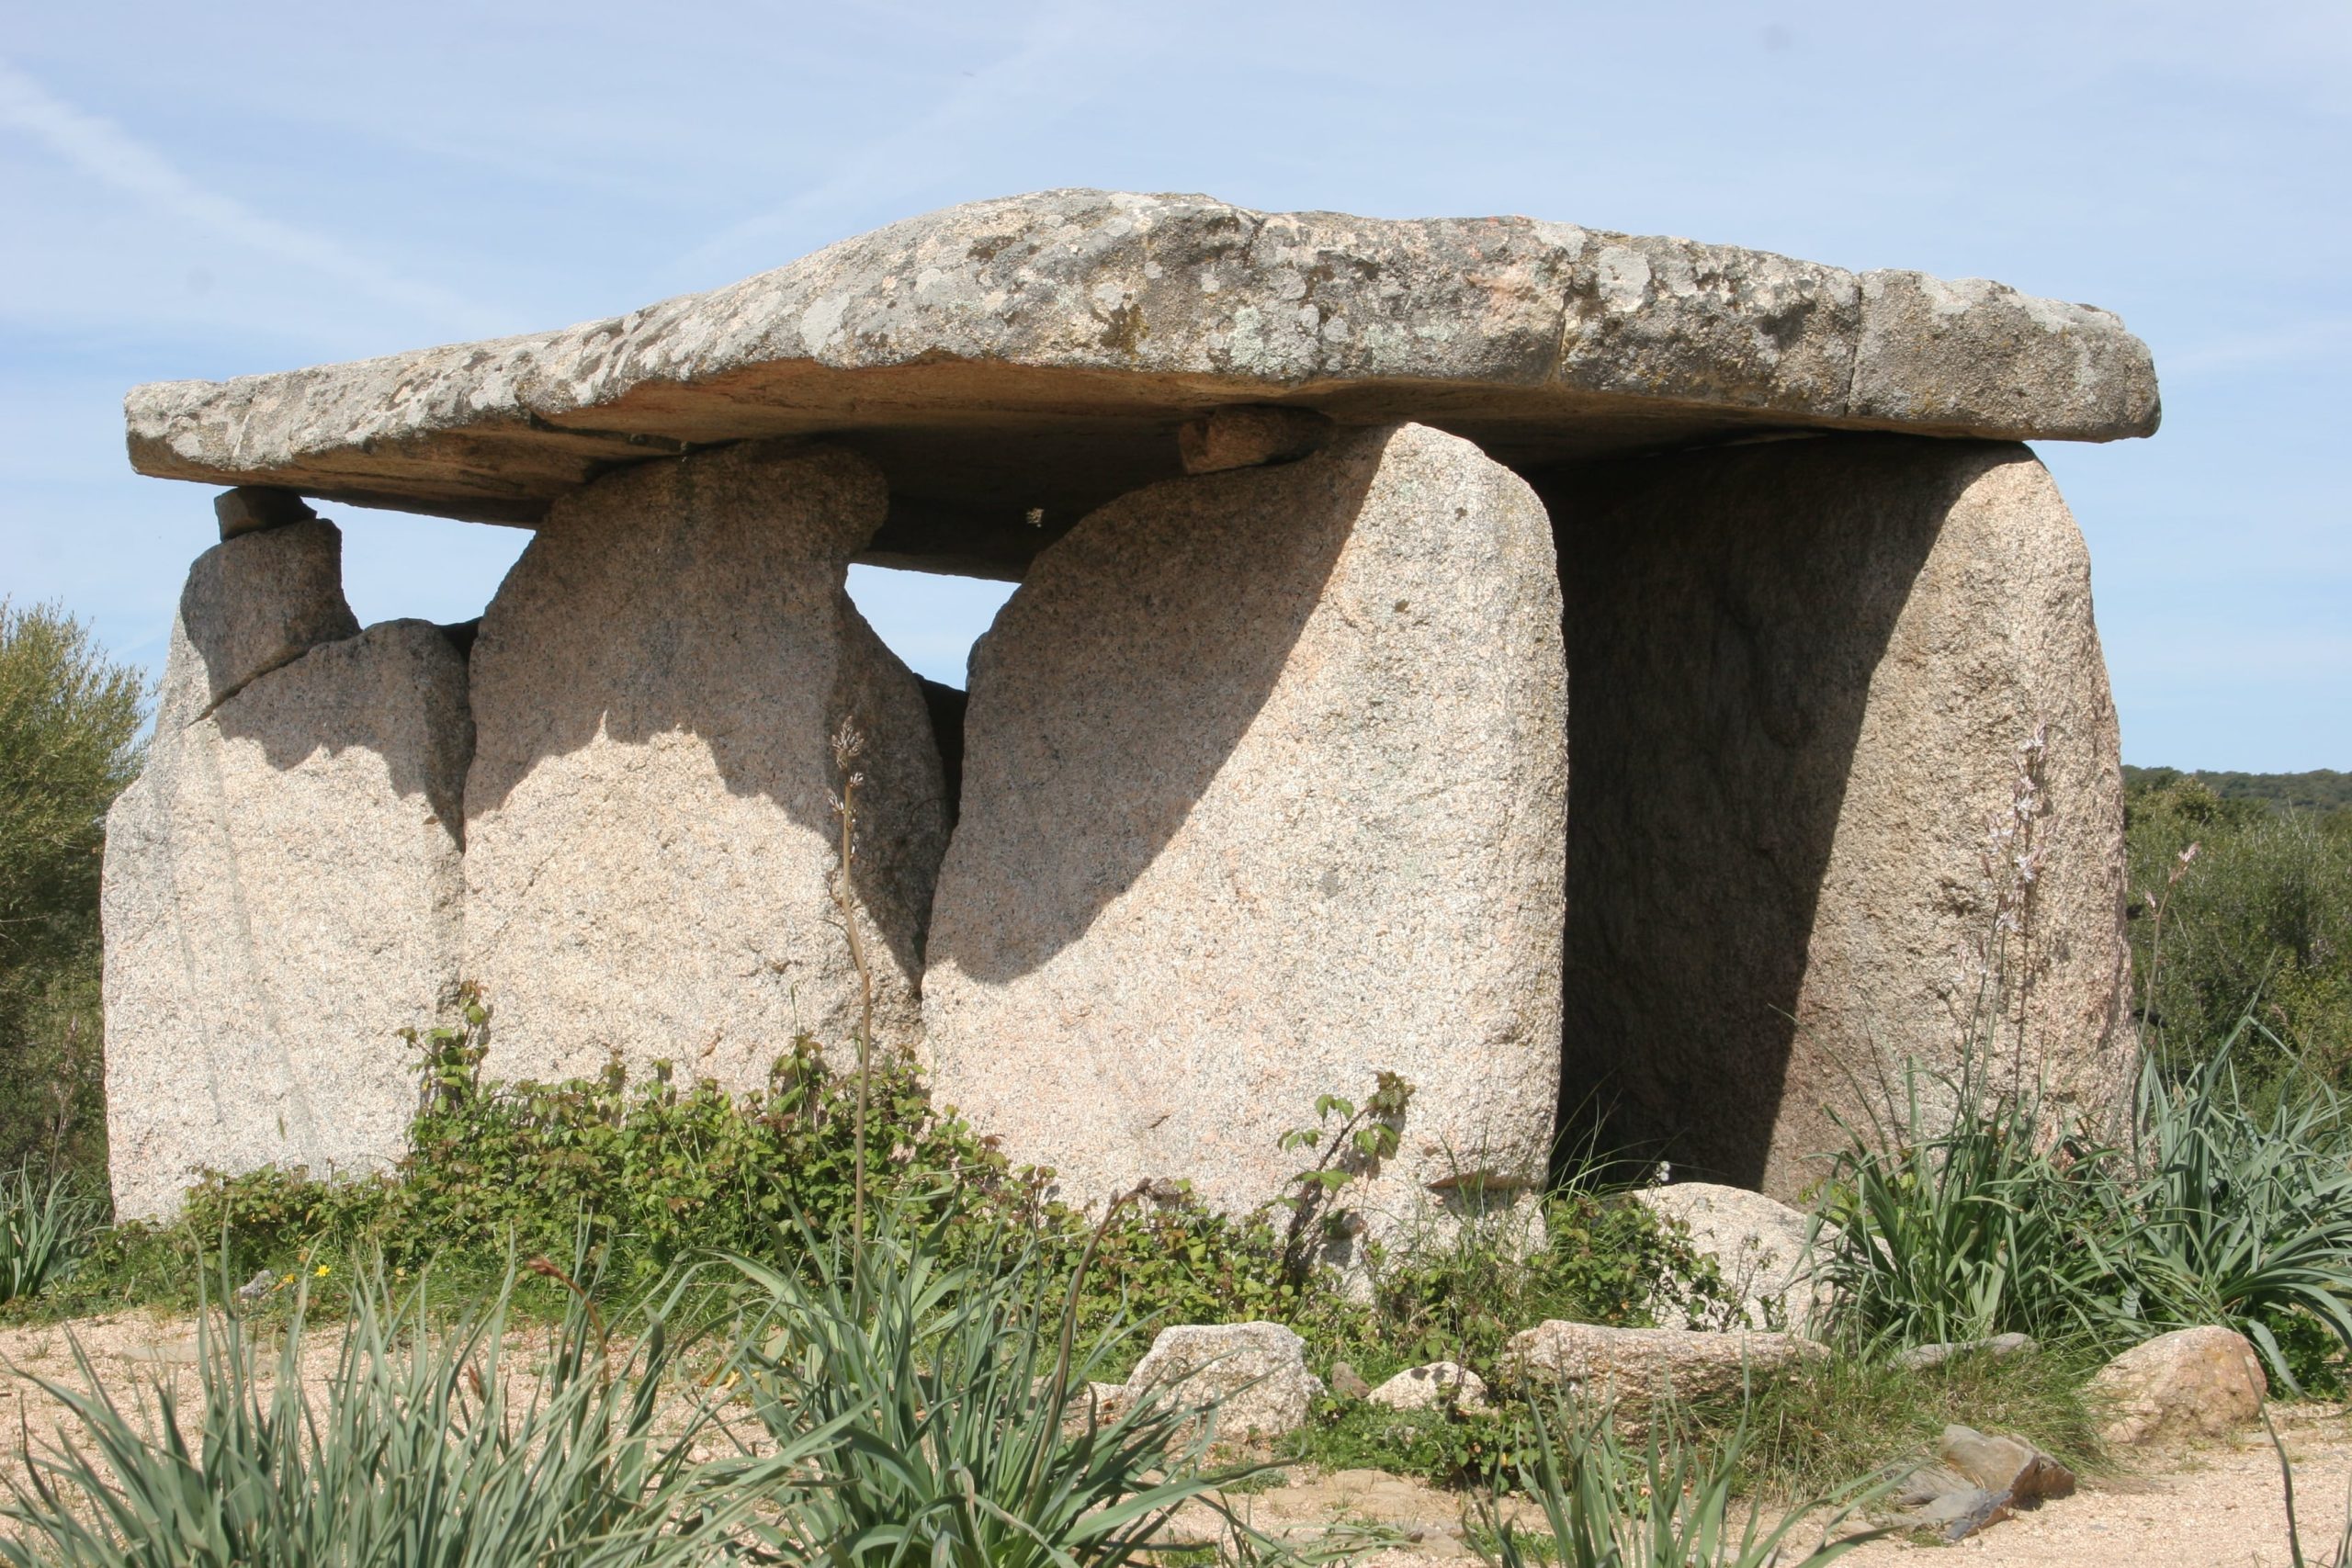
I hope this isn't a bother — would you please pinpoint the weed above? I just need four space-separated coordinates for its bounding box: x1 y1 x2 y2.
0 1167 96 1304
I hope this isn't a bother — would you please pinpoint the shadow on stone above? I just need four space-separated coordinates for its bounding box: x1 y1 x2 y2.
1540 435 1985 1190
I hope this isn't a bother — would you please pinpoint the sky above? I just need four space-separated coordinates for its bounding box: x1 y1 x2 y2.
1 0 2345 770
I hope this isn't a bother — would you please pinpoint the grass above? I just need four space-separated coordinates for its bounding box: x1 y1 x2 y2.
1469 1396 1893 1568
0 1253 780 1568
0 1168 96 1307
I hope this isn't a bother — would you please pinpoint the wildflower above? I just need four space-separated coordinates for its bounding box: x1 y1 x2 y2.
314 1264 331 1278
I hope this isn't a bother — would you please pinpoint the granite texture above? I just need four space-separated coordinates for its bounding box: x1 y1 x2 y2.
102 617 470 1220
460 441 948 1089
123 191 2157 577
1550 436 2135 1199
922 423 1565 1231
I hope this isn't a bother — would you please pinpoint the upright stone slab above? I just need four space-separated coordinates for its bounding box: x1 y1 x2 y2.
1547 436 2132 1198
104 521 469 1218
923 423 1566 1226
461 441 948 1089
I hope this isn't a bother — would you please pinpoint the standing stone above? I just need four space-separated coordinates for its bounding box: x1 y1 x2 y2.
1546 436 2132 1199
461 441 948 1090
104 540 469 1220
923 423 1566 1229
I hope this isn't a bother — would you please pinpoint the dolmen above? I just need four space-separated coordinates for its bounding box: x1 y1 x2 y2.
103 189 2155 1224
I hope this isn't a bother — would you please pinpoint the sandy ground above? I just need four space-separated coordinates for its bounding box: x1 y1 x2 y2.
6 1311 2351 1566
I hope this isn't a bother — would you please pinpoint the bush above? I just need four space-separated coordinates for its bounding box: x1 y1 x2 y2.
0 602 144 1185
1471 1397 1889 1568
0 1166 96 1305
0 1256 777 1567
1815 1027 2352 1393
717 1200 1267 1568
2129 775 2352 1096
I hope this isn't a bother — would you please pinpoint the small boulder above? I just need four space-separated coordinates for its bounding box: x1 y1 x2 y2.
2089 1325 2267 1448
1125 1323 1324 1438
1367 1361 1492 1415
1175 405 1332 473
1504 1321 1824 1406
1892 1332 2038 1372
1892 1425 2074 1543
1328 1360 1373 1401
1634 1181 1835 1332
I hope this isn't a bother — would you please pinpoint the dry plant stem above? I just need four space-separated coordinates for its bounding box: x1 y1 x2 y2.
829 717 876 1259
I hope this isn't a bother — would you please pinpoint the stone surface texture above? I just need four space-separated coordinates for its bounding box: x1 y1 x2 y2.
1504 1321 1826 1404
1124 1323 1324 1438
165 520 359 720
1893 1333 2039 1372
922 423 1566 1227
1367 1362 1492 1414
1633 1181 1834 1332
123 191 2158 556
1178 406 1334 474
103 612 470 1221
2090 1326 2269 1448
460 442 948 1089
1550 436 2134 1198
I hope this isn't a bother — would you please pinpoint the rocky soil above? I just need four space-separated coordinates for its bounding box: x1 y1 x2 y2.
6 1312 2346 1567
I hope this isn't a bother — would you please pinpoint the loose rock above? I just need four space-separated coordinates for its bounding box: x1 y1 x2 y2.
1634 1181 1834 1332
1125 1323 1325 1439
1893 1332 2038 1372
1177 406 1333 474
2090 1325 2267 1448
1503 1321 1825 1405
1367 1362 1492 1414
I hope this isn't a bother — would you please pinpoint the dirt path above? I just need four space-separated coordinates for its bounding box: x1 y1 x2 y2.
8 1312 2350 1566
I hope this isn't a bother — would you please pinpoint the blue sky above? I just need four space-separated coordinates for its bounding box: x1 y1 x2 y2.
3 1 2345 770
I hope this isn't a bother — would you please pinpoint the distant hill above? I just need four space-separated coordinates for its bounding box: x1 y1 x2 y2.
2124 766 2352 812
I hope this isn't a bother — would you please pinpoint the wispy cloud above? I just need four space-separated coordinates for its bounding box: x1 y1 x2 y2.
0 55 503 339
672 0 1120 279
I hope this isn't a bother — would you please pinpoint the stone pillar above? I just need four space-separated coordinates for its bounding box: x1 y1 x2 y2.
923 422 1566 1230
461 441 948 1089
1544 435 2132 1199
103 519 470 1220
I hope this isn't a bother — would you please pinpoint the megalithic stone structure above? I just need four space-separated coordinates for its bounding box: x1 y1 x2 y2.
106 190 2159 1218
1544 437 2133 1196
102 520 470 1220
459 441 948 1089
922 423 1566 1225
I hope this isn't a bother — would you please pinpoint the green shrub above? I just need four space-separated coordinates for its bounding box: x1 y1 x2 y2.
1471 1397 1889 1568
0 1166 96 1304
716 1199 1269 1568
2129 775 2352 1095
0 1256 783 1568
0 602 144 1186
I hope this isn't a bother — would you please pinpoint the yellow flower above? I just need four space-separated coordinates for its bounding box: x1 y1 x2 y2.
279 1273 296 1287
314 1264 331 1278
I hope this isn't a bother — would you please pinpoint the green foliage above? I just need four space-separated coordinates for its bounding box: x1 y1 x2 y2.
0 1257 780 1568
2128 773 2352 1093
1471 1398 1889 1568
161 992 1299 1356
1814 1062 2117 1351
1736 1343 2106 1504
2127 765 2352 816
0 1166 96 1304
716 1200 1267 1568
0 602 144 1184
1815 1032 2352 1393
